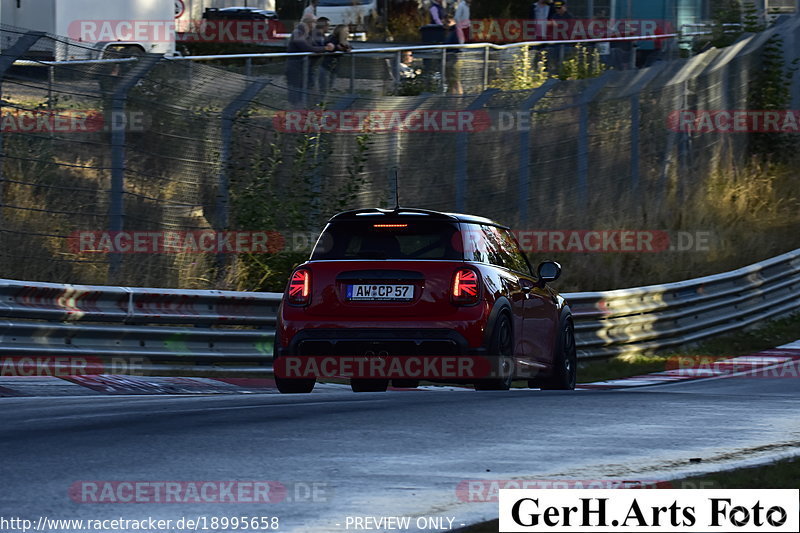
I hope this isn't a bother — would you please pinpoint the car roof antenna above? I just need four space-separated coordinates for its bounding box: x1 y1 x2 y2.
392 167 400 212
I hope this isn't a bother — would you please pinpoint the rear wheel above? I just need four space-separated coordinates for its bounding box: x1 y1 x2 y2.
275 375 316 394
351 379 389 393
535 318 577 390
475 313 514 391
273 336 316 394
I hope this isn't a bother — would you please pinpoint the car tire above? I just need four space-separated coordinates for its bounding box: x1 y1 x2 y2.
275 375 316 394
273 334 316 394
535 318 577 391
351 379 389 393
392 379 420 389
475 312 514 391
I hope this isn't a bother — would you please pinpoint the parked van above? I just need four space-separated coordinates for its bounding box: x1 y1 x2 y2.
316 0 377 28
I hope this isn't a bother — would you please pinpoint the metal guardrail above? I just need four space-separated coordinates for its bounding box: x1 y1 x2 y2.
9 30 680 95
0 249 798 375
568 248 800 359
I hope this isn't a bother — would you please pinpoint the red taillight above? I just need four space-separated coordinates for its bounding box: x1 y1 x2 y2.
288 269 311 306
452 268 480 305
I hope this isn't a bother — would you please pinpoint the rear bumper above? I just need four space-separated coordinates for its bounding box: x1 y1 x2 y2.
276 328 487 358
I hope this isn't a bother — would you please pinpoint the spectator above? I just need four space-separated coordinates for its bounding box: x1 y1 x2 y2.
529 0 554 21
303 0 318 19
429 0 445 26
551 0 573 20
399 50 420 79
286 14 334 106
320 25 352 93
529 0 555 40
443 15 463 95
309 17 331 90
454 0 471 44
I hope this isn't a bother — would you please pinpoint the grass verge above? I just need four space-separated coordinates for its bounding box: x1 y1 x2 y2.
577 312 800 384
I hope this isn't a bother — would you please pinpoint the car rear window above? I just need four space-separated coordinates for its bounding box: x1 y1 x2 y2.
311 221 464 261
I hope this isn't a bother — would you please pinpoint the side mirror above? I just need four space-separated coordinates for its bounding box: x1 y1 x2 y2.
537 261 562 284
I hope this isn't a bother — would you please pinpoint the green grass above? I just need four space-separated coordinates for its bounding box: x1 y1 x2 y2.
675 456 800 489
577 312 800 384
456 456 800 532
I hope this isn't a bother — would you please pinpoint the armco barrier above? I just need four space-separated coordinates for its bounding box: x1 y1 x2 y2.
0 248 798 374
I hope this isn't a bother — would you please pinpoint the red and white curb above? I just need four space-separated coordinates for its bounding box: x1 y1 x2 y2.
1 341 798 396
578 340 800 390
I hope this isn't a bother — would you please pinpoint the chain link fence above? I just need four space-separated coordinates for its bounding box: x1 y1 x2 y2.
1 16 799 291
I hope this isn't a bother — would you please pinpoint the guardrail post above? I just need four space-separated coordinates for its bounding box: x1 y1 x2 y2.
576 72 612 209
0 31 46 226
47 65 55 139
518 79 558 226
676 79 692 203
349 54 356 94
441 48 447 93
216 80 268 280
455 89 499 212
482 46 490 91
108 54 163 284
302 56 310 107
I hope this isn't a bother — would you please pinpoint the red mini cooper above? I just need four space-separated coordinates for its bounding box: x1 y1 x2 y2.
274 208 576 393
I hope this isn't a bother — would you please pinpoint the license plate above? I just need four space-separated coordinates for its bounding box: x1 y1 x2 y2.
346 284 414 301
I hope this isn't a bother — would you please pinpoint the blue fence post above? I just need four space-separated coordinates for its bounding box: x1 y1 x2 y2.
576 72 612 209
216 80 268 278
620 63 666 198
108 54 162 284
0 32 45 227
517 79 558 227
455 89 499 213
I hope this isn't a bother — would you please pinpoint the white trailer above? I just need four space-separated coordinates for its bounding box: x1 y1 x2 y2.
176 0 276 31
1 0 176 60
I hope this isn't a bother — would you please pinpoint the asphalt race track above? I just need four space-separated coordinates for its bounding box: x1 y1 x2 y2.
2 358 800 533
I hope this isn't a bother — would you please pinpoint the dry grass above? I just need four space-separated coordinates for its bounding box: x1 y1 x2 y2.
549 156 800 292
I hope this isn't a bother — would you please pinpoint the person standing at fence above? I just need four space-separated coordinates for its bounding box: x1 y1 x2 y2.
444 15 463 95
454 0 471 44
549 0 573 65
529 0 555 39
303 0 318 19
309 17 331 92
429 0 446 25
551 0 573 20
319 25 352 94
286 14 335 106
530 0 554 20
